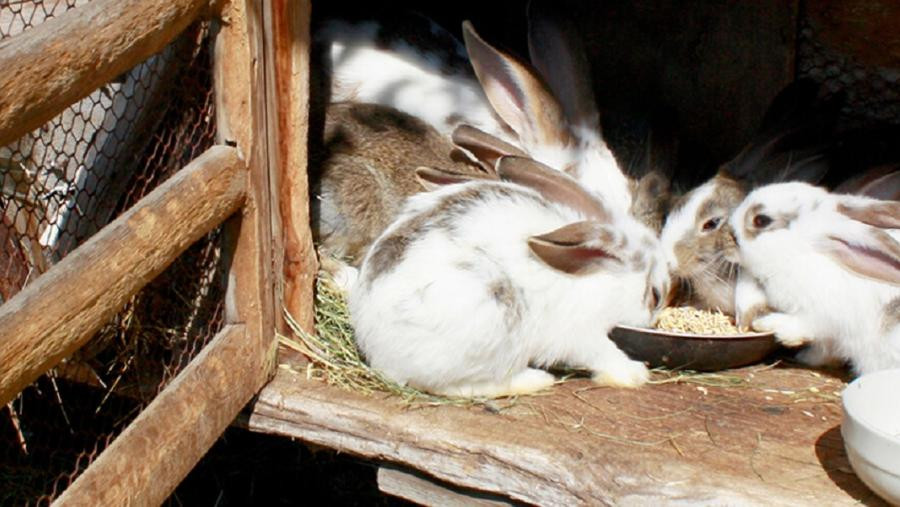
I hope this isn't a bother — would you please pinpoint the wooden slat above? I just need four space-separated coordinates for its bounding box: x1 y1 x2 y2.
249 366 876 506
214 0 279 376
265 0 317 336
0 145 245 407
378 466 514 506
0 0 210 147
54 324 262 505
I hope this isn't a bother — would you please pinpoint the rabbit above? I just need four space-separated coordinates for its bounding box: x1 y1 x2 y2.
318 7 673 231
728 181 900 375
310 102 490 272
314 13 513 143
349 155 670 398
659 79 840 315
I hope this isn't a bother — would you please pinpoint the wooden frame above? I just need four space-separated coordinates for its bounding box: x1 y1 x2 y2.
0 0 311 503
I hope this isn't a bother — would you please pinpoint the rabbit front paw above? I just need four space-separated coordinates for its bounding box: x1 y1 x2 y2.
752 312 813 348
592 359 649 388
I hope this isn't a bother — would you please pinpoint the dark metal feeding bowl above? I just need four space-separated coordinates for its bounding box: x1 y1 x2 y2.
610 325 779 372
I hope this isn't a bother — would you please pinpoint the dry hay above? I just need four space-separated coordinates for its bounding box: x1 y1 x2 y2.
282 271 502 407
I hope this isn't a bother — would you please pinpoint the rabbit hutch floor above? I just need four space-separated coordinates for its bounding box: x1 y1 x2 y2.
245 358 885 506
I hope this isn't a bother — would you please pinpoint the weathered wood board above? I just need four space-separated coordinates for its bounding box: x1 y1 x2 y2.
250 361 885 506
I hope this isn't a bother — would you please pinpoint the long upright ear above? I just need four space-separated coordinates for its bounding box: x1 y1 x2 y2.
820 226 900 285
461 21 572 149
837 198 900 229
451 124 527 174
526 0 598 127
528 221 622 274
496 156 611 222
856 168 900 202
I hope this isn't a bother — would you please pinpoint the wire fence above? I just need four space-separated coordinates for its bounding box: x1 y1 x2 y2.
0 1 225 503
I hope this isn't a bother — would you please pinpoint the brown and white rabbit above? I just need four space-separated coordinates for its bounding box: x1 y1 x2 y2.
310 102 489 270
659 79 840 314
318 7 672 230
729 182 900 375
350 156 670 397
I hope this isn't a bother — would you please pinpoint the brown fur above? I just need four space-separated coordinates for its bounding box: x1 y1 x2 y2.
310 102 485 266
670 174 746 312
838 201 900 230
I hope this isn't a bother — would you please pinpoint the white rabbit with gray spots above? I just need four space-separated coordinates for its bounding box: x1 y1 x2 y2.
350 157 669 397
729 182 900 375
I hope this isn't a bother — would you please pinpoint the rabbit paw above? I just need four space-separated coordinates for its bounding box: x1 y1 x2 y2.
592 359 649 388
752 312 812 348
436 368 555 398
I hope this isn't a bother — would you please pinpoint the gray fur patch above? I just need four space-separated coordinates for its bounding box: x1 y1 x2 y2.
364 183 547 286
882 296 900 332
489 275 524 331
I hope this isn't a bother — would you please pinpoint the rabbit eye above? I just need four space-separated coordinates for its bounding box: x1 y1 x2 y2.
752 214 773 229
701 217 722 232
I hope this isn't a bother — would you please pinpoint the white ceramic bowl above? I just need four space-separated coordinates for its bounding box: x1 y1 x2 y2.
842 368 900 505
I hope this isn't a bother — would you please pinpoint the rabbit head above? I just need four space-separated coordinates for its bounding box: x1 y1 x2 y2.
659 79 839 313
729 182 900 374
461 9 636 221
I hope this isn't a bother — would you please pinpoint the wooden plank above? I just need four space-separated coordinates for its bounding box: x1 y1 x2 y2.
214 0 279 380
0 0 210 147
0 145 245 408
378 466 514 506
250 365 883 506
265 0 317 336
53 324 264 506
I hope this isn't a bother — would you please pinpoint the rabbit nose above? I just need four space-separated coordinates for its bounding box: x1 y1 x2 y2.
722 224 741 263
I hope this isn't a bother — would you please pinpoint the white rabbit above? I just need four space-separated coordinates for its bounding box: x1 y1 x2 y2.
350 156 670 397
315 14 512 142
729 181 900 375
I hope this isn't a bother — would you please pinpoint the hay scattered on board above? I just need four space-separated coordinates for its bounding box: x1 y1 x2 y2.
281 272 507 407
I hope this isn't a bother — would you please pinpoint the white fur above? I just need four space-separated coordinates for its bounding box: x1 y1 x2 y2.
730 182 900 375
350 181 668 397
319 20 511 142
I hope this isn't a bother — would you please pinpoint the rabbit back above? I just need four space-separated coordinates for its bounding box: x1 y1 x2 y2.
351 181 664 395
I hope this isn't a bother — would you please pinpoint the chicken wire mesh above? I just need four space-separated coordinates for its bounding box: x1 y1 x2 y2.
0 1 225 503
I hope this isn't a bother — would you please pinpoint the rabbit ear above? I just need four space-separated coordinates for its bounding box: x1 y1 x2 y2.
528 221 622 274
856 168 900 201
461 21 572 149
414 166 496 191
819 226 900 285
451 124 527 173
837 199 900 229
496 156 611 222
525 1 597 128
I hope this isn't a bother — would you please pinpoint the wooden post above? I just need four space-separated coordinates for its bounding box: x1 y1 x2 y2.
265 0 317 336
213 0 281 380
0 146 245 408
54 324 261 506
0 0 210 147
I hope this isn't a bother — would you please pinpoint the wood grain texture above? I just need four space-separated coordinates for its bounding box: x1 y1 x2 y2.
378 466 514 506
266 0 317 335
54 324 261 506
0 0 209 146
214 0 279 377
251 365 886 506
0 145 245 407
